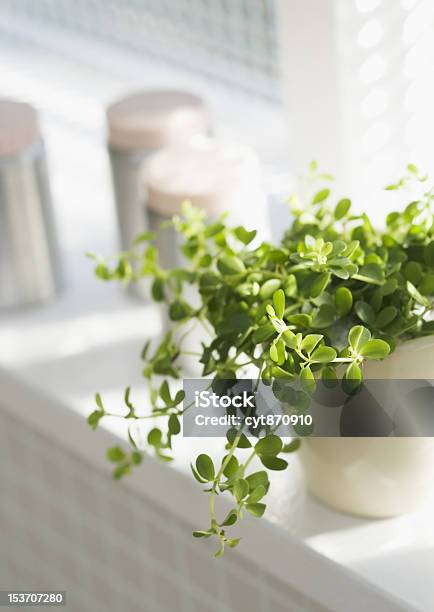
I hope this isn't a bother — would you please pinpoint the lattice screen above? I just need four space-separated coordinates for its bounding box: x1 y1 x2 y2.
0 401 329 612
336 0 434 212
277 0 434 217
2 0 433 213
0 0 279 100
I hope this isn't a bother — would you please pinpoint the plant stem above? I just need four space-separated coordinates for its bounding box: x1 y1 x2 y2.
209 427 244 526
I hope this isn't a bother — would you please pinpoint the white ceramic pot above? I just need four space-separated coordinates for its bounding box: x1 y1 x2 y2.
299 336 434 517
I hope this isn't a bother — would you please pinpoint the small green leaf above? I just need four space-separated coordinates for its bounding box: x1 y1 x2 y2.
196 454 215 482
168 414 181 435
269 343 278 362
270 317 288 335
272 366 294 380
113 464 131 479
95 393 104 410
266 304 275 317
131 451 142 465
247 485 266 504
330 240 346 256
309 272 330 298
222 455 239 479
94 261 110 280
404 261 423 285
301 334 323 355
424 241 434 267
226 429 252 448
156 452 174 463
273 289 285 319
260 456 288 471
133 231 155 244
233 478 249 501
219 312 251 335
311 345 337 363
375 306 398 328
344 361 362 393
259 279 281 299
334 198 351 219
419 274 434 295
355 301 375 326
169 300 193 321
287 314 312 328
88 409 103 430
359 339 391 359
220 509 238 526
245 471 269 491
124 387 135 418
407 281 430 308
253 323 275 344
234 226 257 245
215 540 225 559
381 278 397 296
174 390 185 405
357 263 385 285
159 380 172 405
204 222 225 238
147 428 162 447
199 272 221 293
282 438 301 453
226 538 241 549
335 286 353 316
348 325 371 352
255 435 283 457
192 530 213 538
322 365 338 387
312 189 330 204
275 338 286 365
217 255 246 275
246 503 266 518
106 446 126 462
151 278 165 302
284 274 297 297
282 329 297 349
312 304 335 328
191 464 209 484
300 366 316 394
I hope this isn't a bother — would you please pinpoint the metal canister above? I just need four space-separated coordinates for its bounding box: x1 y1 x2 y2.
0 99 60 308
106 90 209 254
142 137 270 374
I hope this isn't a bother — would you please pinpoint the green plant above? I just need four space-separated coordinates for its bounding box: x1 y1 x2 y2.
88 163 434 557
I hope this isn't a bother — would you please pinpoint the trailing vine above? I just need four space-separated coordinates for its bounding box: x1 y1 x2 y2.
88 163 434 556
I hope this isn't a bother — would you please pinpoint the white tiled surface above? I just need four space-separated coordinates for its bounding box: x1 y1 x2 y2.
1 379 340 612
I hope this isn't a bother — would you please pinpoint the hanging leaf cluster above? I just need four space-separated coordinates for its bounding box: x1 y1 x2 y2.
88 164 434 556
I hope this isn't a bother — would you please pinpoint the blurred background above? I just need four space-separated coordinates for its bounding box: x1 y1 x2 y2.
0 0 432 321
1 0 433 266
0 0 433 249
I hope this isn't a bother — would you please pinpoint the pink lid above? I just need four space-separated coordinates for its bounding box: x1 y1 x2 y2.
0 99 39 157
106 90 209 151
143 138 262 217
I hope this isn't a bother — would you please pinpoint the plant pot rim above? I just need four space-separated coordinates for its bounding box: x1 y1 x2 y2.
394 334 434 353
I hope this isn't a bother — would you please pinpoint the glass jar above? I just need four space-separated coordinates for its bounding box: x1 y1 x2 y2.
142 137 270 374
106 90 209 298
0 99 60 308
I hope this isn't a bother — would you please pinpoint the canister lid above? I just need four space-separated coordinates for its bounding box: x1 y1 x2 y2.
143 138 262 217
0 99 40 157
106 90 209 152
